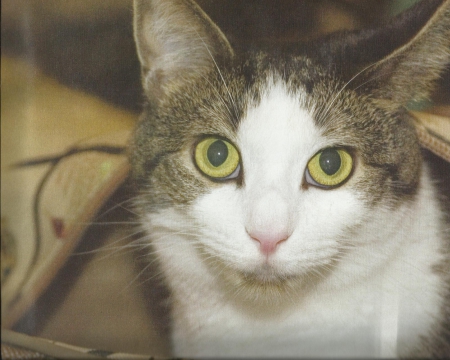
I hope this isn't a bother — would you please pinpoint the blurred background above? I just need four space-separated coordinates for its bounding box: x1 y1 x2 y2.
3 0 447 113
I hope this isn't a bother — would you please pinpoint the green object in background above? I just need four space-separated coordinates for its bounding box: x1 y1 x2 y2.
389 0 421 16
407 99 434 112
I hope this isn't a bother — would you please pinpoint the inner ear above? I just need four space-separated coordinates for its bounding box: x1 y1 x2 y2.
133 0 234 96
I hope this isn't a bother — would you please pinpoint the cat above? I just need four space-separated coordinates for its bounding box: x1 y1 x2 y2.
129 0 450 357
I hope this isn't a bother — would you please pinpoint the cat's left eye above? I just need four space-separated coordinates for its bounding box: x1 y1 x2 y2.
194 137 240 180
305 148 353 188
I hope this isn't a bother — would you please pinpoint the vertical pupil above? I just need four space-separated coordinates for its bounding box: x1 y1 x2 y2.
207 140 228 167
319 149 341 175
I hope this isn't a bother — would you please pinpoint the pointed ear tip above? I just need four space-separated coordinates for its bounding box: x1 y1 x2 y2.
132 0 233 87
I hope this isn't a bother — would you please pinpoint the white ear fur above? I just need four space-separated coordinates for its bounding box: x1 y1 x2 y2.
133 0 233 95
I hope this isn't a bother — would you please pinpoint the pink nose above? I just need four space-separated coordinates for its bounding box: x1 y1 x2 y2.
248 230 289 256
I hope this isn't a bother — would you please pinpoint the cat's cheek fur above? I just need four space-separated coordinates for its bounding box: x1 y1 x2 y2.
190 185 365 273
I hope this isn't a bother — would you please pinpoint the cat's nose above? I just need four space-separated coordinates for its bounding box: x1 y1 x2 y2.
248 230 289 256
246 190 291 256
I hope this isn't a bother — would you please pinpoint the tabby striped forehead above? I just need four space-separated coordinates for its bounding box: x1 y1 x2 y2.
214 58 357 146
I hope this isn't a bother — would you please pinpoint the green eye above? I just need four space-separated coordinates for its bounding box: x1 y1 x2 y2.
195 137 240 179
306 148 353 188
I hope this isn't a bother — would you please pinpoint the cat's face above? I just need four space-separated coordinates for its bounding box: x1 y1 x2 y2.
132 52 421 298
184 76 365 290
131 0 449 300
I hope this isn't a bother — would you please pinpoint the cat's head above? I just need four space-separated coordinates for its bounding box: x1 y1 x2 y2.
130 0 450 300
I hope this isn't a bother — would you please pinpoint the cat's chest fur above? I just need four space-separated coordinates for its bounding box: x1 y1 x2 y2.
167 247 441 358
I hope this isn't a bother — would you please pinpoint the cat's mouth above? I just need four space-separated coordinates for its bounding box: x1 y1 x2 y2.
239 264 294 284
201 247 324 294
209 255 330 302
222 262 304 290
216 263 313 304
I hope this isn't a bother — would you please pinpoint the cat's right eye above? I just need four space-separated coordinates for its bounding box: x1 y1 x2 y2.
194 137 240 180
305 148 353 188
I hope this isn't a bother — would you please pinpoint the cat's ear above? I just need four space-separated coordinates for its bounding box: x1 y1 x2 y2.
312 0 450 106
133 0 233 97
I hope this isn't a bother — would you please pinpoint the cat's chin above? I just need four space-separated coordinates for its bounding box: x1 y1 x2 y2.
214 261 314 303
239 264 297 284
